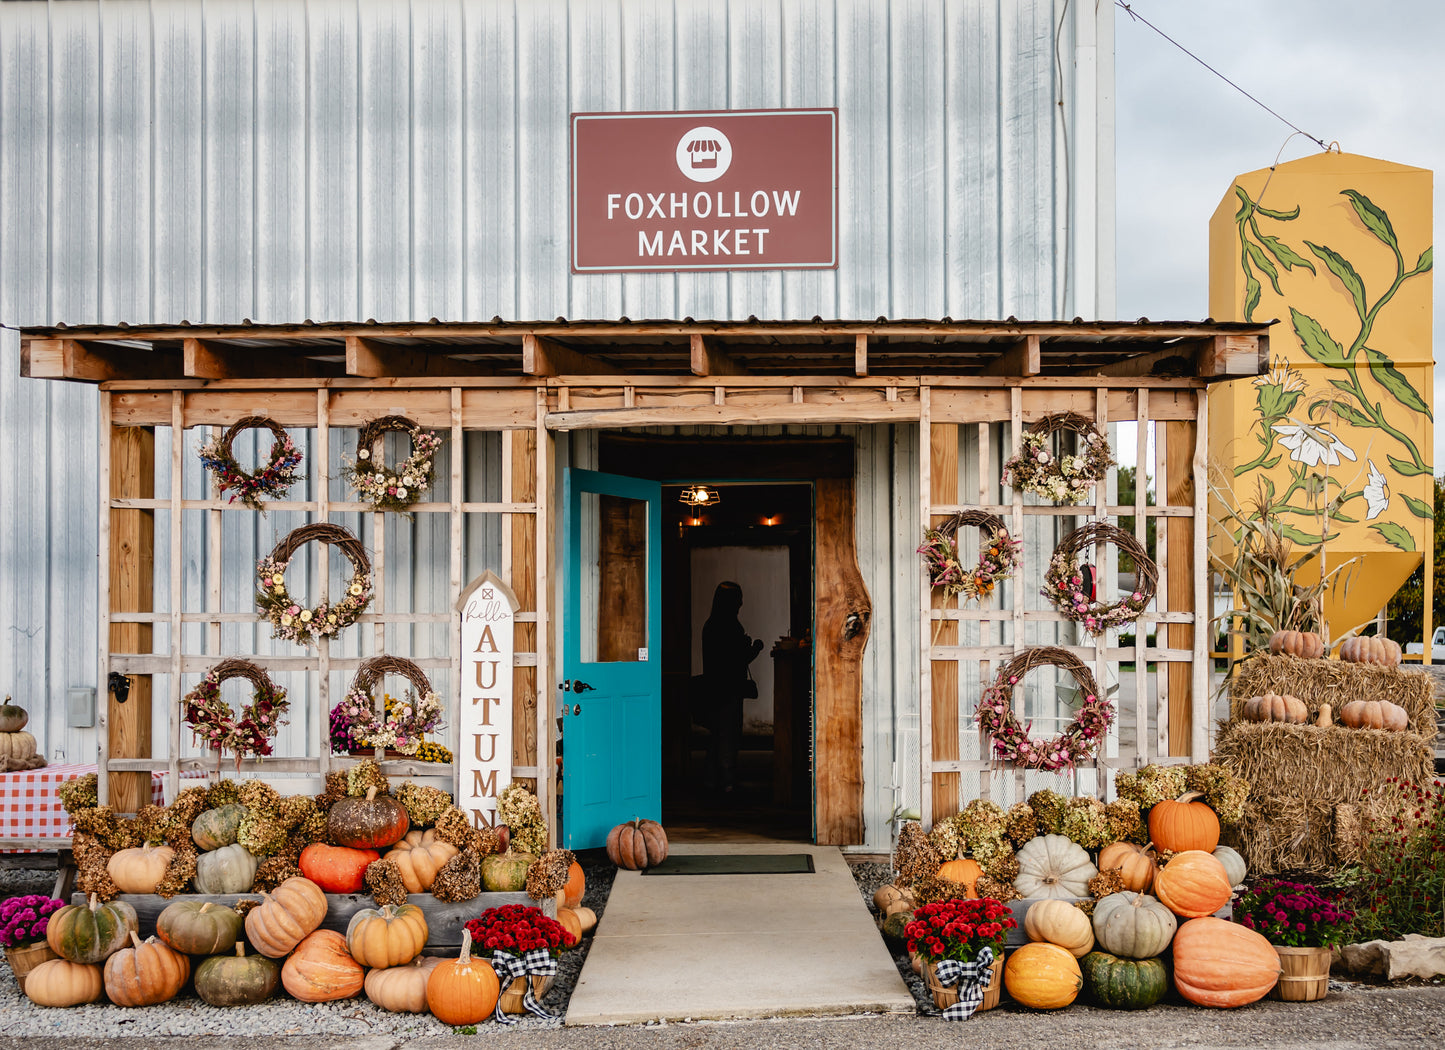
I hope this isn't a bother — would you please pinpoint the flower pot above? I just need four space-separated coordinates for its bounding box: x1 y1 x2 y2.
498 972 554 1014
924 957 1004 1013
1271 945 1331 1002
5 941 60 992
348 748 408 759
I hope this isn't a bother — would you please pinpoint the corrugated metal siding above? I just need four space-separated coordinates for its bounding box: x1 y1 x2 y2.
0 0 1110 827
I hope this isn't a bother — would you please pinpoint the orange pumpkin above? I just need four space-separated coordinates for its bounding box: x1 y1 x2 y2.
1268 630 1324 659
1003 942 1083 1010
1154 851 1233 919
106 844 176 894
562 860 586 908
936 858 983 897
1172 917 1281 1007
298 842 381 894
555 907 584 944
384 829 460 893
345 903 429 969
244 876 328 958
102 932 191 1007
281 930 364 1003
1339 699 1410 732
606 819 669 870
1339 635 1402 667
1240 692 1308 724
1147 792 1220 854
1096 842 1156 893
426 928 501 1026
23 959 104 1007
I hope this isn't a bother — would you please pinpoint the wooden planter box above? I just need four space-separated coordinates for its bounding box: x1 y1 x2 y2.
75 890 555 951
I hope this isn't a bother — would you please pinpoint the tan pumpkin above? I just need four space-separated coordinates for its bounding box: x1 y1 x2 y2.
936 857 983 897
1268 630 1324 659
555 906 583 945
102 931 191 1007
873 884 913 912
384 829 460 893
1339 699 1410 732
1092 891 1177 959
1004 941 1083 1010
22 958 104 1007
1339 635 1402 667
365 955 443 1013
345 903 429 969
1154 851 1233 919
281 929 364 1002
1096 842 1157 893
0 729 36 761
426 928 501 1025
1240 691 1308 724
606 819 669 870
1172 916 1281 1007
571 905 598 934
244 876 328 958
107 843 176 894
1014 834 1097 899
1147 792 1220 853
1024 899 1095 958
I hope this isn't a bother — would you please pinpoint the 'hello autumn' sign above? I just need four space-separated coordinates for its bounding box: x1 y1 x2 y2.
456 571 517 828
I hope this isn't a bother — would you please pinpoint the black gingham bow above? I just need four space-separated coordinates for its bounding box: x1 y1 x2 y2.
489 948 558 1024
933 945 996 1021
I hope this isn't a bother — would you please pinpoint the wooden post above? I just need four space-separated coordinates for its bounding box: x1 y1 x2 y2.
930 423 960 821
511 428 539 786
108 426 155 812
1165 420 1197 756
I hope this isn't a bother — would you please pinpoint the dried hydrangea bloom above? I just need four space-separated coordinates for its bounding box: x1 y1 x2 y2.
926 815 966 862
207 778 242 809
1104 798 1145 844
238 779 283 812
430 848 482 903
974 874 1021 903
251 855 302 893
57 773 100 815
155 844 198 898
1087 867 1126 900
1061 796 1109 851
525 848 578 901
1004 802 1038 848
72 831 120 901
364 859 409 907
396 782 452 827
1027 790 1068 836
237 807 289 857
347 760 391 798
892 821 940 888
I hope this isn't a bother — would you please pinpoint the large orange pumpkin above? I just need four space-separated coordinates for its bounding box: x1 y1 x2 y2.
562 860 587 908
426 928 501 1025
102 932 191 1007
244 876 328 958
936 858 983 897
1147 792 1220 853
1154 851 1233 919
281 930 365 1003
345 903 429 969
1172 917 1281 1007
1003 942 1083 1010
298 842 381 894
1096 842 1157 894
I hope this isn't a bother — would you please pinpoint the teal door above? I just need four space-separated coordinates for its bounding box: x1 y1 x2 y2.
561 468 662 849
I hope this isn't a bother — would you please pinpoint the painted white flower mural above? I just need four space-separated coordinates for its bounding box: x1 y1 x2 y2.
1363 461 1390 520
1271 421 1357 468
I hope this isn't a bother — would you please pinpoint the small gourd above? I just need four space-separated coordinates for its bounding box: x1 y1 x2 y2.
1268 630 1324 659
1316 703 1333 728
1240 691 1308 724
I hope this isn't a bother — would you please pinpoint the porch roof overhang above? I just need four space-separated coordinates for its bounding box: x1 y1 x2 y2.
18 317 1271 384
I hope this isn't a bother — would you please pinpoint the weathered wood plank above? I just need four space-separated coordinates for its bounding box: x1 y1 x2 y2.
108 426 154 813
689 333 750 376
511 428 539 774
1198 334 1266 377
545 400 921 430
1166 419 1197 757
522 334 621 376
185 338 344 379
23 338 183 382
346 335 495 378
929 423 959 822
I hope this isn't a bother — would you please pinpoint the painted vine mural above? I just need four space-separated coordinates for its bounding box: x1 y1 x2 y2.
1233 184 1433 551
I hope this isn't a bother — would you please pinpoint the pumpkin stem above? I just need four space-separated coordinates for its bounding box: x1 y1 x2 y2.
365 786 378 801
234 941 246 958
458 927 473 965
87 892 99 912
1174 791 1207 804
129 930 143 950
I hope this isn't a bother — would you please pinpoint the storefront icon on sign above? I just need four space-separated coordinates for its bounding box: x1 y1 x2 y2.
676 126 732 183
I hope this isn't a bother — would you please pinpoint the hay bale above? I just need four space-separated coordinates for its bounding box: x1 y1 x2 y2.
1213 722 1433 803
1229 654 1436 735
1228 795 1352 876
1333 803 1366 866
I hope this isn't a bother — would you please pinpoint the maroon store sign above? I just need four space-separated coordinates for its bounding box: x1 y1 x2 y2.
571 109 837 273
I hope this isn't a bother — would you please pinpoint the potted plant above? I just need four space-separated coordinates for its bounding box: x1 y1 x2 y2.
905 897 1017 1016
464 904 577 1016
0 895 66 992
1235 878 1354 1001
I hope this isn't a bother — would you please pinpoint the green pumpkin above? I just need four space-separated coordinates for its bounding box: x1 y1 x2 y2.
1080 950 1168 1010
192 804 248 851
879 909 914 945
194 843 260 895
194 942 280 1006
481 851 535 892
45 894 138 965
156 900 245 956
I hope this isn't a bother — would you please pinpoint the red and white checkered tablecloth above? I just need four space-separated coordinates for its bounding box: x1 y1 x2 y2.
0 763 178 852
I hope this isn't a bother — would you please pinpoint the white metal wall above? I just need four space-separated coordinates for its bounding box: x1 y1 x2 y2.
0 0 1114 806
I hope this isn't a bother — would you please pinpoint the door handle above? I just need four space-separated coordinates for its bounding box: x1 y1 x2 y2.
573 681 595 693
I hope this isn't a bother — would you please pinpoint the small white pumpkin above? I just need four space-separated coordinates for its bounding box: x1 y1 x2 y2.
1013 834 1097 899
1212 845 1247 888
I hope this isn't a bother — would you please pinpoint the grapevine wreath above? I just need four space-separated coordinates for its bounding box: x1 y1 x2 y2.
975 646 1114 772
343 415 445 513
335 655 444 757
1002 412 1114 504
917 510 1022 604
196 416 303 511
181 658 290 770
256 523 373 646
1042 522 1157 637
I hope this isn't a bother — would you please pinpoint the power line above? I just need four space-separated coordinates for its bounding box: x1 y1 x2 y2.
1116 2 1331 153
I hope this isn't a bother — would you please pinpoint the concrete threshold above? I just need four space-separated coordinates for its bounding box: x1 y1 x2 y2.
565 842 916 1026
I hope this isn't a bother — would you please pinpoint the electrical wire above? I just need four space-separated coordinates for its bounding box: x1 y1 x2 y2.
1116 1 1331 153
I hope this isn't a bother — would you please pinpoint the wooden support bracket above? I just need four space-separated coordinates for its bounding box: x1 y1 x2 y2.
690 334 750 377
980 334 1040 377
21 338 182 382
855 334 869 377
522 334 621 377
1198 333 1267 378
186 338 345 379
346 336 494 378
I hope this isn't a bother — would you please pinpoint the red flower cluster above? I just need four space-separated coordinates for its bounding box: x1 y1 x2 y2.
1236 877 1354 948
904 897 1017 964
464 903 576 958
1353 777 1445 942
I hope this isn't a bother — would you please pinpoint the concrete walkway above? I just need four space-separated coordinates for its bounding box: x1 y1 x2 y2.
565 842 915 1026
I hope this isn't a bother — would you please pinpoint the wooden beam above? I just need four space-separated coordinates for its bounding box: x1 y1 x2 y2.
1198 333 1267 377
1078 343 1202 379
689 334 750 377
345 336 495 378
185 338 344 380
930 423 960 822
980 335 1041 377
521 334 621 377
1166 420 1197 757
510 430 539 777
21 339 182 382
854 334 868 377
109 426 154 812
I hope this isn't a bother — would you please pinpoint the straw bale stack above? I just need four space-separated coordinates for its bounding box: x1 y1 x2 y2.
1229 655 1435 735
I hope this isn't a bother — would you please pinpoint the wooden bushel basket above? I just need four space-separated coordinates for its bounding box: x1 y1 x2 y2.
1271 945 1331 1002
498 972 555 1014
924 957 1004 1013
5 941 60 993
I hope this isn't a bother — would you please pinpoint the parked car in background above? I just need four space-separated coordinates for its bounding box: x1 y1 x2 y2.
1403 626 1445 662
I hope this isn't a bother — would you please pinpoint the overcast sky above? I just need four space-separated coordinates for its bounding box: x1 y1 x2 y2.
1114 0 1444 470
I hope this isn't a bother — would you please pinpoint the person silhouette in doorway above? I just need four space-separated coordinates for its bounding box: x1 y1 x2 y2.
702 580 764 795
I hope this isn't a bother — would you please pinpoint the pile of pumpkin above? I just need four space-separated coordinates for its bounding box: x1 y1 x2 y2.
876 792 1292 1011
22 861 590 1019
0 696 44 771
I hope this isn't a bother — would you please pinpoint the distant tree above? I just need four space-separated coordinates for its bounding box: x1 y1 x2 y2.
1116 465 1157 572
1385 476 1445 646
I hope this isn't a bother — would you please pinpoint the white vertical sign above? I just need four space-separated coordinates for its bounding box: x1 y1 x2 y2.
456 571 518 829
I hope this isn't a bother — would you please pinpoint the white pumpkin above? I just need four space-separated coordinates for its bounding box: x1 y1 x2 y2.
194 843 261 895
1013 834 1097 899
1023 898 1095 957
1212 845 1247 888
0 730 37 761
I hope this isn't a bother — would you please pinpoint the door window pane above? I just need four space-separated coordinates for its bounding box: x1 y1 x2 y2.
580 491 648 663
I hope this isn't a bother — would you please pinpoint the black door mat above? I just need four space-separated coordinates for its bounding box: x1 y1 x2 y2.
640 853 816 875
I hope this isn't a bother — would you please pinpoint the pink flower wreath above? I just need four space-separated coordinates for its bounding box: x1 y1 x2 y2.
974 646 1113 772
